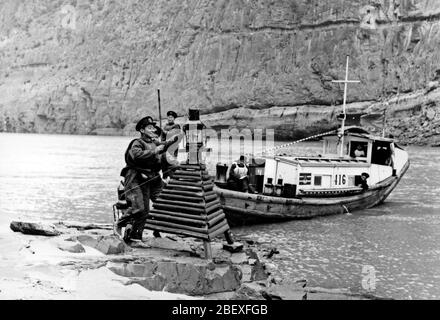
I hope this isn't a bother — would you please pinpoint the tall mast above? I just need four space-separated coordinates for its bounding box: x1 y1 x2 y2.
332 56 360 157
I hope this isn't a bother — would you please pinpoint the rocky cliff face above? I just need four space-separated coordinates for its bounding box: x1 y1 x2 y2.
1 0 440 145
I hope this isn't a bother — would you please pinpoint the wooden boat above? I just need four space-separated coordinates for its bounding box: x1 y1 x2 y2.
214 127 410 226
213 56 410 226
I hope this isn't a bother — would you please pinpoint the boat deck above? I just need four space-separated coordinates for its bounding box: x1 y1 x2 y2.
298 186 363 197
276 156 369 167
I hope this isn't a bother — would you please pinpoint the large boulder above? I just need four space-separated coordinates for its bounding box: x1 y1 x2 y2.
107 261 156 278
233 282 266 300
144 237 195 253
10 221 61 236
73 235 99 248
73 234 127 255
262 283 307 300
57 241 85 253
94 235 128 255
106 259 243 296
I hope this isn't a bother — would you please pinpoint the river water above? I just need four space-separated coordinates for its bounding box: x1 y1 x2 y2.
0 132 439 299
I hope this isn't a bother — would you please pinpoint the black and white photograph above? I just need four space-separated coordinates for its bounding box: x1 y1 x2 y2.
0 0 439 304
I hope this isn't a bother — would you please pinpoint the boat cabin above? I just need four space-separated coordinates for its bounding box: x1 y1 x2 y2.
257 127 396 197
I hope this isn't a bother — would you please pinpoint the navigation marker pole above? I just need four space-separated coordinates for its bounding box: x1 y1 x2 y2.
157 89 162 130
332 56 360 157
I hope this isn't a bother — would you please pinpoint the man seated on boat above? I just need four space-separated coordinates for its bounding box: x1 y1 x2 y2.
357 172 369 191
376 146 393 166
227 155 250 193
354 144 366 157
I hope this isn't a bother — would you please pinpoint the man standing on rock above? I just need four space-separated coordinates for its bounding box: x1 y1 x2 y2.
115 116 166 242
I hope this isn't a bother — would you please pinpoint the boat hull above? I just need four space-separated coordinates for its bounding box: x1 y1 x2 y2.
215 161 410 227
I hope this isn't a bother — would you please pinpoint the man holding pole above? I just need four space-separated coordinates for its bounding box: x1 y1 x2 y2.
161 110 182 179
156 89 182 179
115 116 165 241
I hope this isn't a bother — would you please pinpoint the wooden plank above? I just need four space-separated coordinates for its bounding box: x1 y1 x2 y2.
207 213 226 227
172 175 212 182
206 204 221 214
179 164 206 170
169 180 203 187
154 198 206 209
208 224 230 241
208 219 228 233
205 194 218 202
149 212 206 227
157 194 204 203
165 184 204 192
174 170 210 179
205 203 221 215
203 190 216 197
174 170 202 177
205 199 221 207
153 203 205 214
161 189 204 197
171 179 212 186
202 185 214 192
145 223 208 240
147 219 208 233
171 175 203 182
150 208 206 221
207 209 224 221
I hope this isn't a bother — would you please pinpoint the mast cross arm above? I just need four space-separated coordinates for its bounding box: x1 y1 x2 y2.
332 80 361 83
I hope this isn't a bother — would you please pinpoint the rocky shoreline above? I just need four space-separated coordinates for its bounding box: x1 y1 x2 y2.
1 220 388 300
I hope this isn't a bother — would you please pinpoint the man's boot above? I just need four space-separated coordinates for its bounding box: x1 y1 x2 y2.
130 228 144 242
123 224 133 243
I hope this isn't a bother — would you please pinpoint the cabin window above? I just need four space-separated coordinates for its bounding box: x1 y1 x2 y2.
299 173 312 185
371 141 392 166
325 140 338 154
350 141 368 158
314 176 322 186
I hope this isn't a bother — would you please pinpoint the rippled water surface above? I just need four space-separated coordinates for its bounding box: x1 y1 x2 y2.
0 133 439 299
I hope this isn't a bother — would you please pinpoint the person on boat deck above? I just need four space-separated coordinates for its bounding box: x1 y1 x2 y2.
376 146 392 166
114 116 166 242
227 155 250 193
357 172 369 191
161 111 182 179
354 145 366 157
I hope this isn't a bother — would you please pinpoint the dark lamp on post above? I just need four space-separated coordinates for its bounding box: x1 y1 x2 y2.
183 109 206 165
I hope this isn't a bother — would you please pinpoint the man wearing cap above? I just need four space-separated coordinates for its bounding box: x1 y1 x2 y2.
357 172 370 191
115 116 165 242
162 111 180 135
161 110 182 179
227 155 250 193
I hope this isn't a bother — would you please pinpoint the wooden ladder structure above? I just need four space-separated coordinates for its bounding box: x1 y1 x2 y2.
145 163 234 259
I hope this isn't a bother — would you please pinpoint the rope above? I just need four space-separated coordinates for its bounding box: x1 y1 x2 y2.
245 129 337 158
122 129 337 193
121 161 178 194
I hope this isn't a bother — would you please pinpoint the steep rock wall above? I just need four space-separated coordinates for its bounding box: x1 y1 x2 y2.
0 0 440 144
